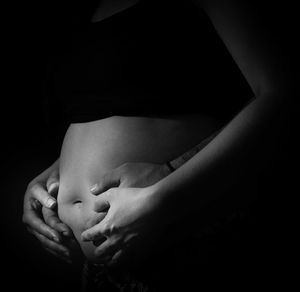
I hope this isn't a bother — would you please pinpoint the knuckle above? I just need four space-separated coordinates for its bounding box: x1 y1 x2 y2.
103 221 117 236
26 184 34 195
102 222 110 235
49 219 60 229
83 231 91 239
30 183 39 193
26 180 35 191
110 224 118 234
106 188 114 197
29 183 41 197
44 215 53 226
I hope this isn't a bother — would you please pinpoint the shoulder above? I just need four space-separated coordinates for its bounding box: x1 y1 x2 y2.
190 0 291 95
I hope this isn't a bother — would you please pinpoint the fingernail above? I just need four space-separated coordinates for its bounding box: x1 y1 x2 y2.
61 226 71 236
62 230 71 237
48 182 59 194
81 234 88 241
47 197 56 208
90 184 98 193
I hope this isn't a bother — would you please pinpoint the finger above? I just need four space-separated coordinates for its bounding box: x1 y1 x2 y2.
93 237 106 247
42 207 72 237
107 249 125 267
81 219 109 242
90 172 120 195
47 168 59 186
47 182 59 197
23 210 62 242
94 237 121 259
46 168 59 197
84 212 107 230
93 197 110 213
29 183 56 209
44 247 72 264
31 230 71 259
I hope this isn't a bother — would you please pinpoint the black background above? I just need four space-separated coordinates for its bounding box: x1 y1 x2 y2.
2 2 84 292
1 1 298 291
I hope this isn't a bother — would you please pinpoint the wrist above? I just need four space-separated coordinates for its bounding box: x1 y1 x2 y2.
167 129 222 171
145 182 175 226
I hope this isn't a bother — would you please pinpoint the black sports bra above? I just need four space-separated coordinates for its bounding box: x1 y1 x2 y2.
42 0 253 128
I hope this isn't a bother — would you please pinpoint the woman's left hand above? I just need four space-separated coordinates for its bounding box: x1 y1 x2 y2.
81 186 162 266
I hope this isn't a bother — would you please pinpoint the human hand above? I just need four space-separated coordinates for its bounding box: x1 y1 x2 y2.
22 161 75 263
82 162 172 266
90 162 171 195
81 186 163 267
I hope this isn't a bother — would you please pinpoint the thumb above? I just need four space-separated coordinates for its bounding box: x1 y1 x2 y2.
82 216 109 241
30 184 57 209
93 193 110 213
90 171 120 195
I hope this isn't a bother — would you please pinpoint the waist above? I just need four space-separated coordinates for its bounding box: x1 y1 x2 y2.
57 114 219 260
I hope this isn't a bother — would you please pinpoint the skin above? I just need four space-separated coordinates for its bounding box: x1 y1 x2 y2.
81 0 294 266
23 0 294 266
23 159 171 262
22 159 78 263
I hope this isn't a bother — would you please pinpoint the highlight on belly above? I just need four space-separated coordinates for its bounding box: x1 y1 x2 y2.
57 115 220 262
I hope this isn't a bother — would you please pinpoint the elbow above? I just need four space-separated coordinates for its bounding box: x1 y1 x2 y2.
257 86 293 109
254 69 295 105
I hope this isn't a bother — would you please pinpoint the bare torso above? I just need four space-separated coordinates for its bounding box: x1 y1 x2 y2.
57 115 220 261
57 0 222 262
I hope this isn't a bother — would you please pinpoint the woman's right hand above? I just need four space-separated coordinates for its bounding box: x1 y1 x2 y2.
22 160 74 263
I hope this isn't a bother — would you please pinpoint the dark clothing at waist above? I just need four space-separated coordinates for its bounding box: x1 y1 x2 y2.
41 0 253 129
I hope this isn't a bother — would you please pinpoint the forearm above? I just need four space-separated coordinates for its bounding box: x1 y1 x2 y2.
150 91 291 221
167 127 223 172
167 98 258 172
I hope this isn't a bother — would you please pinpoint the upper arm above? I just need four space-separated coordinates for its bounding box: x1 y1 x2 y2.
193 0 291 97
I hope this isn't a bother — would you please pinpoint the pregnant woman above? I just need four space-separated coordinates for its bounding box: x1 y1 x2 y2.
23 0 293 290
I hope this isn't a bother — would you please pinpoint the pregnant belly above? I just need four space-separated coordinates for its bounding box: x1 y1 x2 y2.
57 115 219 262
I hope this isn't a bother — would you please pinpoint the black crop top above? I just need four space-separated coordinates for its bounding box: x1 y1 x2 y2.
42 0 253 129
